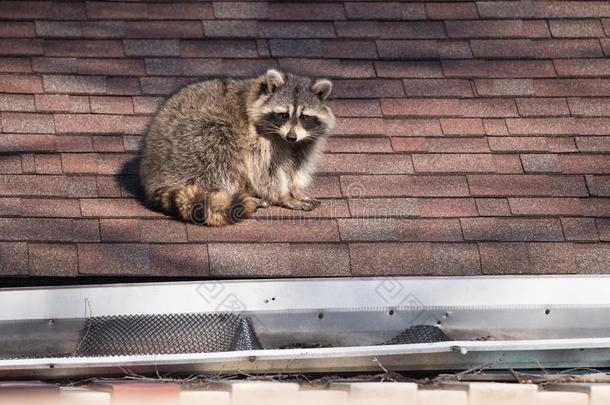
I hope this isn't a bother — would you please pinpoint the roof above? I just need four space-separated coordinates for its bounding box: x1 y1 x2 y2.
0 1 609 278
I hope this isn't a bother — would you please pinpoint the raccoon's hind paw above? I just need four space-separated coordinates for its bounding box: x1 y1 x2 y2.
254 198 270 209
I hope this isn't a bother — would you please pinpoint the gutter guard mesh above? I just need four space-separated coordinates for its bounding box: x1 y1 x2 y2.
74 313 262 357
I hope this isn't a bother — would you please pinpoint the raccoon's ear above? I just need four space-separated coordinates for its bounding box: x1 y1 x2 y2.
311 79 332 101
265 69 285 93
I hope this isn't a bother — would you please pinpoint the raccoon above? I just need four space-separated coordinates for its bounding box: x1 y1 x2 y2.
139 69 335 226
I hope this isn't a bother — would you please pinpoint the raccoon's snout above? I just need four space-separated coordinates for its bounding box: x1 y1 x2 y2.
286 131 297 142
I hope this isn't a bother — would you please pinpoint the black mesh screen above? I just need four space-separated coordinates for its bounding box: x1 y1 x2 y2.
74 313 262 356
383 325 452 345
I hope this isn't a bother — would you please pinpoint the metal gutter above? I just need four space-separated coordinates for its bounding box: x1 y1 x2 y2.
1 276 610 377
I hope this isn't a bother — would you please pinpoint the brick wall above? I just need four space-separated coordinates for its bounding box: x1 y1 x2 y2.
0 1 609 277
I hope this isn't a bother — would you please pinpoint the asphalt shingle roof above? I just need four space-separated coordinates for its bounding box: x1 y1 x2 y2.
0 1 609 277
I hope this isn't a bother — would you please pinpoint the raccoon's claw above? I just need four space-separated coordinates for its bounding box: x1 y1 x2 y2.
290 200 317 211
255 198 271 208
308 198 321 208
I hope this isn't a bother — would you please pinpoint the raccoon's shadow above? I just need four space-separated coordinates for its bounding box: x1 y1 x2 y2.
117 156 146 203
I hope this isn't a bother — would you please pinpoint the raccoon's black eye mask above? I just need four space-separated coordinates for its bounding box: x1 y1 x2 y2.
271 112 289 121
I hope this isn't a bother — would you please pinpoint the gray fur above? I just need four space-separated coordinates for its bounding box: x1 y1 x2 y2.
139 70 335 219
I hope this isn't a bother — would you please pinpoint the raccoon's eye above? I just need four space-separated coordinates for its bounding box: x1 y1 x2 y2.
301 114 313 121
279 112 289 119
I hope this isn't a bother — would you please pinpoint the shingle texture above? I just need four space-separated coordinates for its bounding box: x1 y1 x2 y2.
0 1 609 277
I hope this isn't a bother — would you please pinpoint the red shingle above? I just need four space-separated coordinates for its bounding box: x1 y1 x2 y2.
412 154 521 174
319 153 414 174
479 242 531 274
0 58 32 73
392 137 489 153
562 217 599 241
474 39 603 58
55 114 124 134
18 197 80 217
334 80 404 99
0 174 97 197
597 219 610 241
126 21 203 38
338 218 463 242
375 61 442 78
100 218 187 243
534 79 610 97
336 21 446 39
1 112 54 133
326 137 392 153
440 119 485 135
461 218 564 241
468 174 588 197
508 197 583 216
475 198 511 216
586 175 610 196
327 100 381 117
347 197 477 218
582 198 610 217
489 137 577 153
0 21 35 37
148 3 214 20
81 21 126 38
350 242 481 276
44 40 123 57
32 57 78 73
34 154 62 174
555 59 610 76
150 244 209 276
481 242 586 274
90 96 134 114
381 98 518 117
78 243 151 275
340 175 470 197
446 20 549 38
107 77 140 95
43 75 106 94
516 98 570 117
0 242 28 275
345 2 426 20
0 94 35 112
443 60 555 78
188 219 339 242
575 243 610 273
124 40 180 57
576 137 610 152
0 218 82 242
402 79 473 97
181 40 258 58
426 3 479 20
0 74 43 93
29 243 78 276
376 39 473 59
0 38 43 55
0 156 22 174
78 58 145 76
209 243 351 277
569 98 610 117
20 153 34 173
549 19 605 38
279 58 375 79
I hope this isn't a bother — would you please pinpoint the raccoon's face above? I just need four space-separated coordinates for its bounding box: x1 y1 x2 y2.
253 70 335 144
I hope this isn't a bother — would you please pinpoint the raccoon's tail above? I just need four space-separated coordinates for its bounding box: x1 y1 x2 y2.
151 185 257 226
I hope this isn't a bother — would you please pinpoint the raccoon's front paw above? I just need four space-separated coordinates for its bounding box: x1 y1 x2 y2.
301 197 321 208
283 198 319 211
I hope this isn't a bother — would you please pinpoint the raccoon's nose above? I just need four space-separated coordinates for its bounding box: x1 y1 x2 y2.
286 132 297 142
